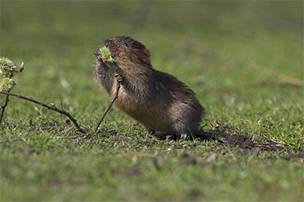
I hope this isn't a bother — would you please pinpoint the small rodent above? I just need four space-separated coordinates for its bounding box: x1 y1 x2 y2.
95 36 205 139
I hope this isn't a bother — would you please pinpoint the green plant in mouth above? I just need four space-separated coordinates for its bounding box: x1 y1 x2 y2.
99 46 115 63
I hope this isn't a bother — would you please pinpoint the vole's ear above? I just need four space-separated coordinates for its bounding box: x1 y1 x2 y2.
142 48 150 57
136 48 151 66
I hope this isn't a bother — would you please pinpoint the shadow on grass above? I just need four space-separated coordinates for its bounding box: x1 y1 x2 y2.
201 128 285 152
197 124 304 160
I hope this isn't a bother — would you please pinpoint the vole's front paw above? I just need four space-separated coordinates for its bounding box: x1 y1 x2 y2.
114 73 123 83
94 48 103 62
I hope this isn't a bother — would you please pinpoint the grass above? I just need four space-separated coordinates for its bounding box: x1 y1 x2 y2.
0 1 303 201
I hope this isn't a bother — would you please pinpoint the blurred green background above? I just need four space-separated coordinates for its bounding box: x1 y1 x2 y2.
0 1 303 201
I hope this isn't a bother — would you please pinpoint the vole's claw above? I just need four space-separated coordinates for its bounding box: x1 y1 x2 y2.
95 55 104 63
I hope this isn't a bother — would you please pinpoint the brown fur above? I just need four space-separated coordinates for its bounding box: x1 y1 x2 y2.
95 36 204 138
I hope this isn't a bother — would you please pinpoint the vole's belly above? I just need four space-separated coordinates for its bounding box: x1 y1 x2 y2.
116 94 173 132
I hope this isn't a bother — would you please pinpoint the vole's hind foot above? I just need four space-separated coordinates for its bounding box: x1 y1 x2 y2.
180 133 193 140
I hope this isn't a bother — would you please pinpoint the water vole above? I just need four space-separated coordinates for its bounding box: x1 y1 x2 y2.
95 36 205 139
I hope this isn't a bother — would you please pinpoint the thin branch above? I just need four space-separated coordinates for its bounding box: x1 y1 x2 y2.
0 89 11 124
94 81 121 133
0 91 86 133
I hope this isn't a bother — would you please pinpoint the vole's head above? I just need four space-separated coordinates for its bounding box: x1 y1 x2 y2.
104 36 151 68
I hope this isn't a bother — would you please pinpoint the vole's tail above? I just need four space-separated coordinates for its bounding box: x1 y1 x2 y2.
193 129 218 141
194 129 235 144
194 128 257 146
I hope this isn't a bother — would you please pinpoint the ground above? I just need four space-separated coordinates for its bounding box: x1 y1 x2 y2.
0 1 303 201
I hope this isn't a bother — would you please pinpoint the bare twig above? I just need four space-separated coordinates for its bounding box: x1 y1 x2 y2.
251 64 304 88
0 89 11 124
94 81 121 133
0 91 86 133
277 74 304 88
